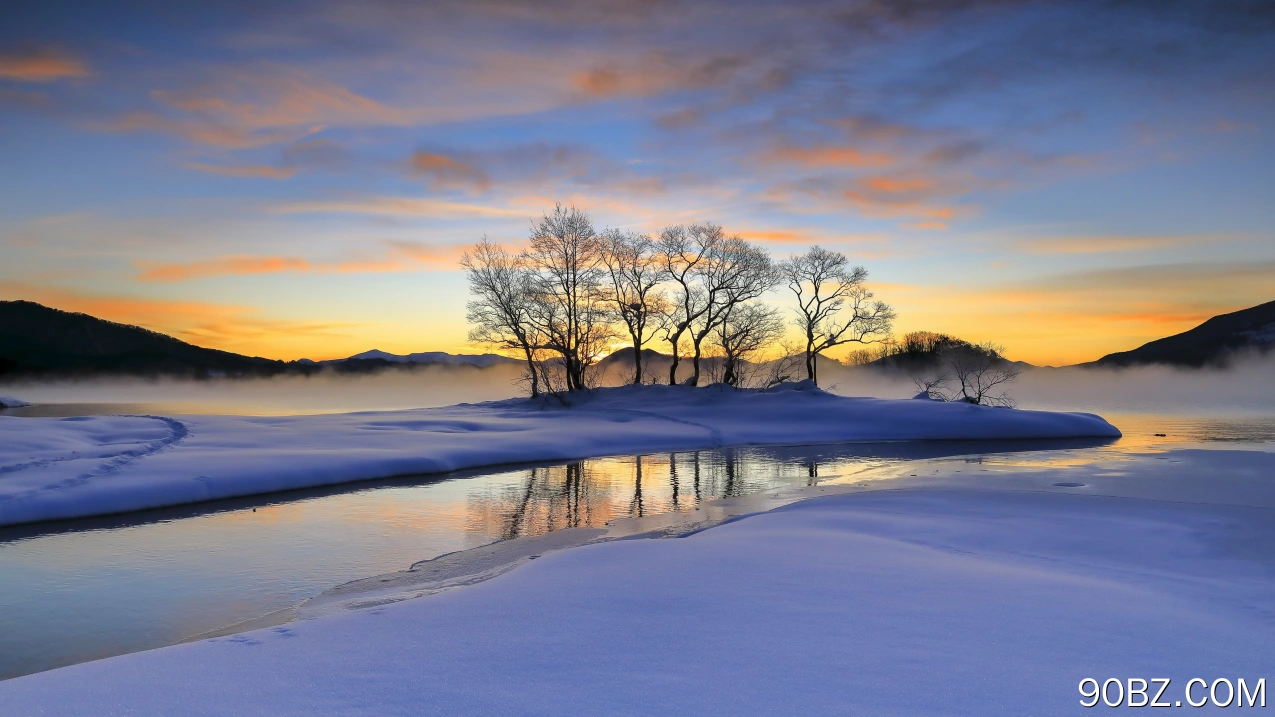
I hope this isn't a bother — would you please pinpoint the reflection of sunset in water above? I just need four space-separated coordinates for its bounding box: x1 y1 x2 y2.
464 452 838 542
0 414 1269 682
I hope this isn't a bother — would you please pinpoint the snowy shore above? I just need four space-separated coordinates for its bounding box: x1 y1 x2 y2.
0 382 1119 527
1 482 1269 715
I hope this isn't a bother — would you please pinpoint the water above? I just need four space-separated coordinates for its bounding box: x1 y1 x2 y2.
0 408 1272 681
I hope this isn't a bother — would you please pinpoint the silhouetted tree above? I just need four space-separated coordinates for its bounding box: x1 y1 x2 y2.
655 223 719 386
521 205 615 392
946 341 1020 406
599 229 670 385
713 302 785 386
780 246 895 385
686 237 777 386
461 238 542 397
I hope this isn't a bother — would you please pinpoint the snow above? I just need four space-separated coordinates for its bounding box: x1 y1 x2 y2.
0 486 1268 715
0 396 31 408
0 383 1118 527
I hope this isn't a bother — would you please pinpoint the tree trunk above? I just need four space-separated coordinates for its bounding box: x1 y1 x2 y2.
630 331 643 385
667 329 684 385
805 334 817 385
522 345 539 398
688 329 707 386
722 356 737 386
689 340 702 386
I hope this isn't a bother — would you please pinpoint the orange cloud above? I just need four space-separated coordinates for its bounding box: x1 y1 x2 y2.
184 162 297 179
860 176 935 194
0 48 89 82
107 111 320 149
572 53 749 98
273 196 526 219
151 68 408 129
736 228 884 246
103 67 412 148
137 256 312 281
762 145 894 168
135 244 467 282
410 152 491 192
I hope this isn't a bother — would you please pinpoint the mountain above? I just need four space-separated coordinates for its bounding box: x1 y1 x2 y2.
339 349 517 368
1089 299 1275 368
0 300 289 378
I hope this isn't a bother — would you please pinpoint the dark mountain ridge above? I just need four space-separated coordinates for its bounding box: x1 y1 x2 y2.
1088 299 1275 368
0 301 515 379
0 300 289 378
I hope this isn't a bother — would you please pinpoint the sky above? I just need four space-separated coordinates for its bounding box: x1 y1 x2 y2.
1 0 1273 366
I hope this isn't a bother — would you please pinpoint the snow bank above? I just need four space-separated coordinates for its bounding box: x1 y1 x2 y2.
0 383 1119 527
0 396 30 408
0 488 1266 715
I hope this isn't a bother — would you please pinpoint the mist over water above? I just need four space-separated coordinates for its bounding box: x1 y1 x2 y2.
0 364 525 416
822 355 1275 416
0 354 1271 418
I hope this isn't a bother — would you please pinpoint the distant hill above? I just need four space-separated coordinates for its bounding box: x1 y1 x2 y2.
1088 299 1275 368
0 300 516 379
337 349 517 368
0 300 289 378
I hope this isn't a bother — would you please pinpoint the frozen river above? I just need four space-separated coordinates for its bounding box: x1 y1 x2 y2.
1 409 1272 680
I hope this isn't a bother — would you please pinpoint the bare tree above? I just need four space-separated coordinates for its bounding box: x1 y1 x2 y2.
761 340 807 387
599 229 670 385
655 224 719 386
780 246 895 386
521 204 615 393
945 342 1021 406
712 302 785 386
686 235 777 386
911 374 950 400
461 238 542 397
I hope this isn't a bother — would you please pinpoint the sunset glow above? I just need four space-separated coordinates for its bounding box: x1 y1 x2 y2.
3 0 1272 364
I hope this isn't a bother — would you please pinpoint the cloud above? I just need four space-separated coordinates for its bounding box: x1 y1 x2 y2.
0 48 90 82
572 52 752 98
761 145 894 168
272 197 526 219
151 67 408 129
184 162 298 179
102 66 410 148
410 152 492 192
106 111 321 149
735 228 884 247
135 243 467 281
1012 235 1211 255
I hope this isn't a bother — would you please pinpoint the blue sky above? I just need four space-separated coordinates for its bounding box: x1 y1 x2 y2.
2 0 1273 364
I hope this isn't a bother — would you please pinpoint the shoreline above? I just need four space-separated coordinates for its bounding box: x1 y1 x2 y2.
185 439 1275 642
6 450 1275 713
0 383 1121 528
4 440 1272 683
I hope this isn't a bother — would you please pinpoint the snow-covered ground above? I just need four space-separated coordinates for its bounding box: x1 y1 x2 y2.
0 396 30 408
0 383 1118 527
1 484 1269 715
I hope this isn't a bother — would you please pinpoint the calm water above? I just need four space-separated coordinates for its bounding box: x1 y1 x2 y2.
0 410 1272 681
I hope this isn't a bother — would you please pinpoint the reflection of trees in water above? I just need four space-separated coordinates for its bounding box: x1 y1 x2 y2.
465 449 829 541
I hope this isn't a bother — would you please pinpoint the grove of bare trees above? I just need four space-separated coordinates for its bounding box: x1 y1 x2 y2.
462 204 895 396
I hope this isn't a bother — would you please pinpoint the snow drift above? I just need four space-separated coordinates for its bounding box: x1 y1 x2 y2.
0 382 1119 527
0 488 1266 715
